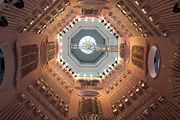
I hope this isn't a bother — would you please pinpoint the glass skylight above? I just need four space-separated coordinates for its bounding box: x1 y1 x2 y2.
78 36 96 54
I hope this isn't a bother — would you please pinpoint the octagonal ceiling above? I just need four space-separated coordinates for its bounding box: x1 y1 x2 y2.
59 17 118 77
71 29 106 64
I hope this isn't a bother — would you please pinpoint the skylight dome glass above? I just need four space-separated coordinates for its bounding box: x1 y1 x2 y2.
78 36 96 54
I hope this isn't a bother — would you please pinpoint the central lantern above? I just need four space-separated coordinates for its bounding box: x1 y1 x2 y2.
78 36 96 54
59 17 118 78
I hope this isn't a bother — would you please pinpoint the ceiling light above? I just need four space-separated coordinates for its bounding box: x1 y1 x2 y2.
65 2 70 6
72 21 75 25
23 27 27 31
43 24 47 29
109 65 113 69
127 16 132 20
37 13 42 18
53 13 59 18
162 32 167 37
75 19 78 22
60 36 63 39
135 1 140 6
37 30 41 34
64 28 69 32
122 10 127 15
78 18 82 21
133 22 137 26
44 6 49 11
107 69 111 72
69 24 72 28
116 4 122 9
29 20 34 25
149 16 153 22
144 34 147 37
139 27 143 32
141 8 147 14
59 8 64 12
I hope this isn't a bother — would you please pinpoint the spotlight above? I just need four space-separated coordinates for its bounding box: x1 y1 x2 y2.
98 73 102 78
0 16 8 27
72 21 75 25
101 19 104 23
75 19 78 22
69 24 72 28
107 26 110 29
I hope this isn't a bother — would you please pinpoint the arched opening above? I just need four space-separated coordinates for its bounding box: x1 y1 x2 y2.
0 49 5 85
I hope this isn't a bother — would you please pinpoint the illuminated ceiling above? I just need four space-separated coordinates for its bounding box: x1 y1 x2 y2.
59 18 118 77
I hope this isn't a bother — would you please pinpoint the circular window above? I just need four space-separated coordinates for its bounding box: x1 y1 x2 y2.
148 46 160 78
78 36 96 54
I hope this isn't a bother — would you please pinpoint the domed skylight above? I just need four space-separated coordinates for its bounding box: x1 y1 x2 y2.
78 36 96 54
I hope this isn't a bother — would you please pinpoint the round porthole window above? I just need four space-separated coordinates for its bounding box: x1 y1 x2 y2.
148 46 160 78
78 36 96 54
